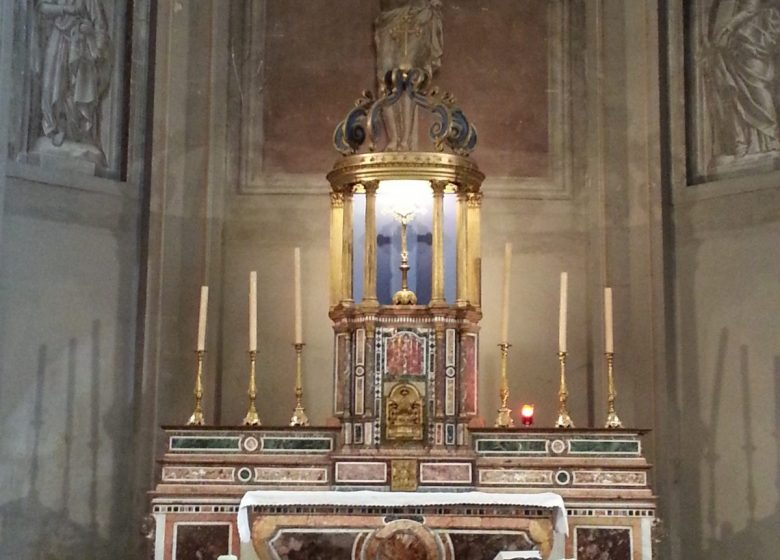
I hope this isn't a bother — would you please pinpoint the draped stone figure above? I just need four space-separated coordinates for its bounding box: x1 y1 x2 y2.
708 0 780 159
31 0 112 165
375 0 443 151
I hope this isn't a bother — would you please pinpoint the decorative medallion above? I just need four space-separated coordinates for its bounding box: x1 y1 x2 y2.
550 439 566 455
242 436 259 452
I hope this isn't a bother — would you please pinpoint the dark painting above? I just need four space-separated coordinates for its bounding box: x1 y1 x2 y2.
175 524 231 560
576 527 631 560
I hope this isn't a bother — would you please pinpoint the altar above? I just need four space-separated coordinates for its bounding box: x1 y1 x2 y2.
149 5 657 559
237 490 567 559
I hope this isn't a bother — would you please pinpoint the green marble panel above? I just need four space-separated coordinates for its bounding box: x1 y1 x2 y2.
261 436 333 453
475 439 548 455
169 436 242 452
568 439 640 455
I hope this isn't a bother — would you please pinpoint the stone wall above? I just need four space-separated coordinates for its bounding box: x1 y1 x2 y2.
0 0 151 557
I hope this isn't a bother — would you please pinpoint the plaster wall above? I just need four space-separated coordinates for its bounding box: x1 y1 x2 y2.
0 177 140 557
671 186 780 559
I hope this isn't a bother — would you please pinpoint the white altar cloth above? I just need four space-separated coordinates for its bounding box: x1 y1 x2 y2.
237 490 568 542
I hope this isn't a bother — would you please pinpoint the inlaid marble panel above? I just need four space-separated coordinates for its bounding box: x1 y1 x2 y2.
253 467 328 484
572 470 647 487
478 469 554 486
174 523 231 560
419 462 472 484
162 466 235 483
575 527 631 560
335 461 387 484
269 529 359 560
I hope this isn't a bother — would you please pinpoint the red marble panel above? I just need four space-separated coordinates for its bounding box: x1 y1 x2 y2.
260 0 552 179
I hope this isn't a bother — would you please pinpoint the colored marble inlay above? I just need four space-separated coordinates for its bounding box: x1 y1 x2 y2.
254 467 328 484
475 439 548 455
335 461 387 483
169 436 241 452
572 470 647 486
174 523 231 560
448 531 536 559
269 529 359 560
420 462 472 484
478 469 553 486
260 436 333 453
575 527 631 560
568 439 640 455
162 466 235 483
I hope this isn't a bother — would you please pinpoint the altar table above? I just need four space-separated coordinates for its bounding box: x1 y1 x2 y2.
239 490 567 560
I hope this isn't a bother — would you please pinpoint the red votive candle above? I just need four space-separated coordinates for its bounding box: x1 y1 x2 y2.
520 404 535 426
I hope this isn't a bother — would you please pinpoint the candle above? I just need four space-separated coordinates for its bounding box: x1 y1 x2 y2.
604 287 614 354
197 285 208 351
559 272 568 353
249 271 257 352
294 248 302 344
500 242 512 343
520 404 535 426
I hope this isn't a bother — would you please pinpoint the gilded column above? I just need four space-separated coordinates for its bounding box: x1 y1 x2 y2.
362 181 379 306
466 191 482 307
455 186 469 306
341 187 354 305
329 191 345 308
430 180 447 306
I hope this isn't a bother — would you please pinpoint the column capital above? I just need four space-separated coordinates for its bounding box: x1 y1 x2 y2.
362 180 380 194
430 179 449 195
330 191 345 208
466 191 483 208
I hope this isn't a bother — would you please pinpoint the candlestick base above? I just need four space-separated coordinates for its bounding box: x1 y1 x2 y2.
555 351 575 428
604 352 624 429
289 404 310 427
186 410 205 426
289 342 309 427
493 342 513 428
243 406 261 427
243 350 262 426
605 411 623 429
186 350 206 426
555 411 575 429
494 406 515 428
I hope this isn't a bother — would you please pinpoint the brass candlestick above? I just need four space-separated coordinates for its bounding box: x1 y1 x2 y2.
494 343 514 428
289 343 310 426
243 350 261 426
187 350 206 426
605 352 624 428
555 351 575 428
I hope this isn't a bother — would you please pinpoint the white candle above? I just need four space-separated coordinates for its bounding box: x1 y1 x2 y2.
559 272 568 353
249 271 257 352
197 285 208 351
500 242 512 344
604 287 614 354
294 248 303 344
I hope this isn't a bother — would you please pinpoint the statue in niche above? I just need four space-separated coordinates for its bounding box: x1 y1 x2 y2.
385 383 424 440
375 0 443 151
706 0 780 161
31 0 112 166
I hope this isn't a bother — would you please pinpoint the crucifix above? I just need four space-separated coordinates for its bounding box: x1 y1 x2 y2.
390 14 423 64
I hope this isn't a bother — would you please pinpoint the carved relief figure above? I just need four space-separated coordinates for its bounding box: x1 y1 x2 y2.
386 383 424 440
375 0 443 150
707 0 780 160
32 0 112 163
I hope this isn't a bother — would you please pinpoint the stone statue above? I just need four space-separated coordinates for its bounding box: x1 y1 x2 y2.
375 0 443 151
31 0 112 165
708 0 780 159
